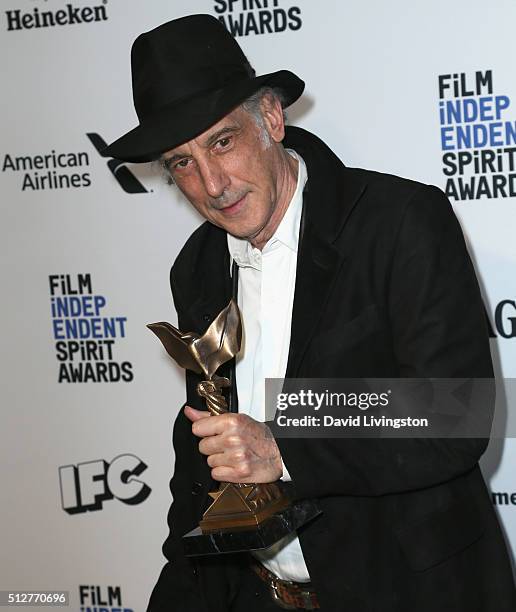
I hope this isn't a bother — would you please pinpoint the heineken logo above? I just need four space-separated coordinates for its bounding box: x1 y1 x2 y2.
5 2 108 31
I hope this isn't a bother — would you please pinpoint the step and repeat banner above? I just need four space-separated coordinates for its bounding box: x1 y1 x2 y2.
1 0 515 609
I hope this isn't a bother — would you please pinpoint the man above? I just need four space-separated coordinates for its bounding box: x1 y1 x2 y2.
102 14 516 612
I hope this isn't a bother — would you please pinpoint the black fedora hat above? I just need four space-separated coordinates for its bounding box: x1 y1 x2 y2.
101 14 304 163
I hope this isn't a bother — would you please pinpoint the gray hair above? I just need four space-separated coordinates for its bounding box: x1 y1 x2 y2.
156 86 287 185
241 85 288 127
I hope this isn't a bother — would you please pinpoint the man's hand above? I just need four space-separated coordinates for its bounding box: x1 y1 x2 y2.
184 406 283 483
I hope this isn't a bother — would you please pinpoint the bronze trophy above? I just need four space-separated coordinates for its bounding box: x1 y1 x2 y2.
148 299 320 556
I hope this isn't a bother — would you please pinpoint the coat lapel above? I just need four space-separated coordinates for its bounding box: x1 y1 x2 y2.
181 225 239 412
285 215 345 378
182 224 233 332
283 127 368 377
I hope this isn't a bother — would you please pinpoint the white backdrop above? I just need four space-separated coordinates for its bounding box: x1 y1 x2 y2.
2 1 515 610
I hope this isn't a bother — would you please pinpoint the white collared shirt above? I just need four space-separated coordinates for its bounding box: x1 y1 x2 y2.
227 149 310 582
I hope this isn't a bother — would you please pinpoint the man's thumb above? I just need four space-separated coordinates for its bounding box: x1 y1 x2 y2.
184 405 211 422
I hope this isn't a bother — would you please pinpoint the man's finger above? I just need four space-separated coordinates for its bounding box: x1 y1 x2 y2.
211 465 256 483
198 434 228 456
206 452 227 468
184 405 211 422
211 466 241 482
191 412 231 437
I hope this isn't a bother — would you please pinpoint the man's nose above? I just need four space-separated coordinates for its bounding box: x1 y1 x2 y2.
197 157 230 198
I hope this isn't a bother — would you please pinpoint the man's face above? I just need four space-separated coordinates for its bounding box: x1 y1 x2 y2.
161 98 287 243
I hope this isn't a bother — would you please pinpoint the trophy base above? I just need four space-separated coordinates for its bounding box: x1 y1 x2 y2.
199 482 290 532
182 499 321 557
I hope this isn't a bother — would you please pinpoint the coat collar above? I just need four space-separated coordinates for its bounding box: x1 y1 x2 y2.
282 127 367 376
184 126 368 374
283 126 367 247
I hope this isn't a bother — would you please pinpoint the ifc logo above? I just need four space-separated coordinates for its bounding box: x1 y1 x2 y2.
59 454 151 514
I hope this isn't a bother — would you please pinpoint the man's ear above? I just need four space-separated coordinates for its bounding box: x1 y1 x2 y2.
260 93 286 143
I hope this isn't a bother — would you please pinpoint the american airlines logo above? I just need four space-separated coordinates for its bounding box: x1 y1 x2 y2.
87 133 149 194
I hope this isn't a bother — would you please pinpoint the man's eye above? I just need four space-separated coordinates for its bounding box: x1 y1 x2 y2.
216 137 231 148
174 158 190 170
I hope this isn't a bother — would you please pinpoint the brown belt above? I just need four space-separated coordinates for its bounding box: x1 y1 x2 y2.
251 561 320 610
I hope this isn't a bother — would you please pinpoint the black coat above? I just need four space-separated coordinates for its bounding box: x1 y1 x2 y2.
148 127 516 612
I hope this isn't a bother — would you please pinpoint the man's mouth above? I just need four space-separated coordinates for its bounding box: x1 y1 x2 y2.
219 193 247 216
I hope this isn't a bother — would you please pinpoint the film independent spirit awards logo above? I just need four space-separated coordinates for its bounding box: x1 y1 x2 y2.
438 69 516 201
49 273 134 383
79 585 134 612
214 0 302 37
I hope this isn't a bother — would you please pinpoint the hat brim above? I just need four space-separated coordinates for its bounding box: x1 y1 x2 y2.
100 70 304 163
